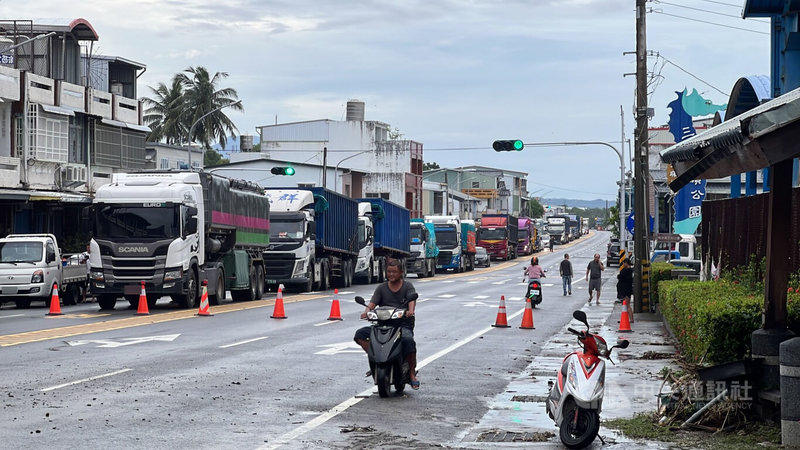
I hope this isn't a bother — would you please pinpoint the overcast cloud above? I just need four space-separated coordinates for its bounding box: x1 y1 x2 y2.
4 0 769 200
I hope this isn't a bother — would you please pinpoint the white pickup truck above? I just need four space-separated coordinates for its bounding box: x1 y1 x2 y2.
0 234 88 309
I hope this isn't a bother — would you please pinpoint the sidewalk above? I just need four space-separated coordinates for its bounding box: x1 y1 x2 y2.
454 276 679 448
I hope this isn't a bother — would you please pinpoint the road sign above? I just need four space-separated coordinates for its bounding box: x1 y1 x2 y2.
654 233 683 242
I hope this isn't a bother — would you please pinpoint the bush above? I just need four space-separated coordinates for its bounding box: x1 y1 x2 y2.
660 278 800 364
650 262 675 306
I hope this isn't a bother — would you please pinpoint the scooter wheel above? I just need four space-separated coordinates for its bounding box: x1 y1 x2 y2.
559 405 600 449
376 366 391 398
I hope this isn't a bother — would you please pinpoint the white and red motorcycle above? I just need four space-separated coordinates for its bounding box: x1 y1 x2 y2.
546 310 630 449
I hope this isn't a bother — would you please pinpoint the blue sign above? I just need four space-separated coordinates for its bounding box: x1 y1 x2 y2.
627 212 654 236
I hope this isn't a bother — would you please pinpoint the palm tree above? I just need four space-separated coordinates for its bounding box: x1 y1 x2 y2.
178 66 243 149
141 76 187 145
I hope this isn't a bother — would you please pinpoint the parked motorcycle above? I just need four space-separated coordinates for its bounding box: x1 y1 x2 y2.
355 293 418 397
546 310 630 449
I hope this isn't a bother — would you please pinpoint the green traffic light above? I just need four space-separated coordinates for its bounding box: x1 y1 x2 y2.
513 140 524 151
285 167 295 176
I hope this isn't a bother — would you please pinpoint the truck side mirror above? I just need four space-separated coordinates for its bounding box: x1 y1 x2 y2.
46 250 56 264
185 218 198 236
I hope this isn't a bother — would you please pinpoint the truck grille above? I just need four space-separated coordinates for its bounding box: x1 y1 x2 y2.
108 256 161 280
437 251 452 266
264 254 295 279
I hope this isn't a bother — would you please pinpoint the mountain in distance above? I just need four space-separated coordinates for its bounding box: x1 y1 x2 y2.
541 198 612 209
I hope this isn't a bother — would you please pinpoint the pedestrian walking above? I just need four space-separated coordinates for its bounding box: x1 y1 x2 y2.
549 239 554 252
616 259 633 304
559 253 573 296
81 243 92 303
585 253 605 305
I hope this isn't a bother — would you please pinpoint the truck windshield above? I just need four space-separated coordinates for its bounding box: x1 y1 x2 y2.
519 229 530 239
270 219 305 241
358 221 368 249
96 205 178 240
0 242 43 263
480 228 507 240
410 226 423 244
435 229 458 247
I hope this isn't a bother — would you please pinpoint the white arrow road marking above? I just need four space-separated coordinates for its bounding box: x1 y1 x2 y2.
41 368 132 392
438 294 456 298
314 342 363 355
66 334 180 348
462 301 496 308
219 336 268 349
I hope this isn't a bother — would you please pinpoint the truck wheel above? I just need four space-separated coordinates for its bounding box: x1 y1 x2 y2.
210 271 225 305
255 265 265 300
305 267 315 292
63 284 80 306
178 269 198 308
98 295 117 310
365 260 373 284
125 295 139 307
345 260 353 287
377 260 385 283
14 299 31 309
320 262 330 291
428 260 435 277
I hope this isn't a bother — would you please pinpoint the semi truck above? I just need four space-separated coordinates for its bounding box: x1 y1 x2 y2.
355 198 410 283
581 217 590 235
477 214 519 260
547 216 568 244
426 215 475 272
461 219 477 271
89 171 271 310
564 214 580 241
406 219 438 278
263 187 358 292
0 234 89 308
517 217 537 256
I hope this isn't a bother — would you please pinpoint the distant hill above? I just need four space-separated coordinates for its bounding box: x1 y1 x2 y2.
542 198 611 209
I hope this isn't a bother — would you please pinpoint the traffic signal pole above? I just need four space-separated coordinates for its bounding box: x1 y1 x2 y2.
633 0 651 314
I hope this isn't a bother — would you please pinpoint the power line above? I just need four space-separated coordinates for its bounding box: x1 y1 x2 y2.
526 180 615 197
655 0 769 22
650 10 770 35
656 53 729 96
696 0 742 8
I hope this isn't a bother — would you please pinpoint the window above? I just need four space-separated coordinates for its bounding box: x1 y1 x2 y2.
68 116 85 164
297 183 315 188
177 160 187 169
93 123 145 170
29 106 69 163
160 158 169 169
366 192 390 200
472 181 480 188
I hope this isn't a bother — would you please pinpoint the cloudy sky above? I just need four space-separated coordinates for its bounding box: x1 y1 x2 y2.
5 0 770 200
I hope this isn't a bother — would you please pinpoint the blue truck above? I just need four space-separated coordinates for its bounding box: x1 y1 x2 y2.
355 198 411 283
263 187 359 292
406 218 439 278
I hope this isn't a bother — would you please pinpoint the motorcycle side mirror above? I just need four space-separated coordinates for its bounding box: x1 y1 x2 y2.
616 339 630 349
572 310 588 327
355 296 366 306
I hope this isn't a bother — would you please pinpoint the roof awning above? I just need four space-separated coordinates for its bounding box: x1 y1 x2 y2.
659 85 800 191
39 103 75 117
99 118 150 133
0 188 91 203
126 123 151 133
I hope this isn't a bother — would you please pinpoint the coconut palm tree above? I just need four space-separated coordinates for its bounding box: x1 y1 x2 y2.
141 76 187 145
178 66 243 150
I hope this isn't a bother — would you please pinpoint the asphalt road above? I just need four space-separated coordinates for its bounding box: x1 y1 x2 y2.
0 231 612 449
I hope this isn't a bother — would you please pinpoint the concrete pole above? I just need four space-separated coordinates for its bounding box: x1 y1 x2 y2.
634 0 652 313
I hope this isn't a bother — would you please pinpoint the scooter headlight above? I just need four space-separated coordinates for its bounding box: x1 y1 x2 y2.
366 311 378 320
391 310 406 319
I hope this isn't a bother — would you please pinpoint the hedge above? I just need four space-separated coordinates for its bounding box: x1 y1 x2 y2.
659 279 800 364
650 262 675 306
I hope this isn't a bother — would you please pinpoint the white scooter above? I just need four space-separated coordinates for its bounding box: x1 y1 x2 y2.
545 310 630 449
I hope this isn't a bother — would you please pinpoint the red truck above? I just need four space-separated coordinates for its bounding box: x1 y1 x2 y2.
478 214 519 261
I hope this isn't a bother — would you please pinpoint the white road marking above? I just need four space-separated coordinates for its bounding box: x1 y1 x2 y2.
314 342 363 355
473 295 490 299
462 301 496 308
491 278 512 285
0 314 24 319
438 294 456 298
261 308 528 449
313 320 341 327
467 281 480 284
416 298 431 303
66 334 180 348
41 368 132 392
442 280 456 283
218 336 268 348
334 291 355 295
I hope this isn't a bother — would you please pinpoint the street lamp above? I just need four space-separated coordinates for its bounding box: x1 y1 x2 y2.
333 149 371 192
0 32 56 54
186 100 242 169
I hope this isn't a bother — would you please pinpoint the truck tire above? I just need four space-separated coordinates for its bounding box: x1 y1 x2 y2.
428 260 435 277
255 265 265 300
98 295 117 310
304 266 315 293
345 260 353 287
14 299 31 309
177 269 199 308
365 259 373 284
63 284 80 305
125 295 139 307
377 259 385 283
210 271 225 305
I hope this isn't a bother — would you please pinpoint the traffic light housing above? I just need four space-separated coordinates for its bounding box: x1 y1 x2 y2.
493 140 524 152
271 166 296 176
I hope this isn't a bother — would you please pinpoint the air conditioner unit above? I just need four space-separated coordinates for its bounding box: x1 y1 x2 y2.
65 166 87 184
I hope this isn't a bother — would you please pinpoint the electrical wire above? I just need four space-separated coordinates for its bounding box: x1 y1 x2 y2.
654 0 769 22
696 0 744 8
650 10 769 35
525 180 615 197
657 54 729 97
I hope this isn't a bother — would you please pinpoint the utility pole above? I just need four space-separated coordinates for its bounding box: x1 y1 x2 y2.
633 0 651 314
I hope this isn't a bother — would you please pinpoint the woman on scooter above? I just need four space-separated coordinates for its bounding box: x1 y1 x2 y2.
353 259 420 389
524 256 546 299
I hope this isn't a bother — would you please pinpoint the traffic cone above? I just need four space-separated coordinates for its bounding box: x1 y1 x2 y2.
618 299 633 332
136 281 150 315
46 282 63 316
197 280 212 316
491 295 510 328
519 297 535 329
327 288 343 321
270 285 287 319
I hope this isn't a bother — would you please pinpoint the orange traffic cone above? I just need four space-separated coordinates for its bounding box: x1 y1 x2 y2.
136 281 150 315
197 280 212 316
519 297 535 329
270 285 287 319
492 295 510 328
327 288 343 321
46 283 63 316
618 299 633 332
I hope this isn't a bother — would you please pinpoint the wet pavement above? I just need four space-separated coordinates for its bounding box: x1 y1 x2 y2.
453 286 679 449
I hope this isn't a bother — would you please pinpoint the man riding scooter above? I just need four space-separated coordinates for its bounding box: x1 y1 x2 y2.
354 259 420 390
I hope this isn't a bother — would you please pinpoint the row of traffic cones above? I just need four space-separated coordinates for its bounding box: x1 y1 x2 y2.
270 285 343 321
490 295 634 332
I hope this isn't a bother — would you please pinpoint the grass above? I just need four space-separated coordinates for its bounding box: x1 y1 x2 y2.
604 414 782 449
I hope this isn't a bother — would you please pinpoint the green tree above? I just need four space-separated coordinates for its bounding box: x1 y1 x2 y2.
179 66 243 149
142 76 187 144
528 198 545 218
423 162 440 171
204 149 229 167
606 204 620 239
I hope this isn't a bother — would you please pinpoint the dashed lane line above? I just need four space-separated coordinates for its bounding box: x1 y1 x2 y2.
218 336 269 349
40 368 132 392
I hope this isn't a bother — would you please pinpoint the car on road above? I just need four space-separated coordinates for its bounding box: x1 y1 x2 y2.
540 234 551 248
607 241 622 267
474 246 490 267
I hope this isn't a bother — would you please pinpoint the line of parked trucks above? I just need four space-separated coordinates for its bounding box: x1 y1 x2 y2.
2 170 556 310
545 213 589 245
